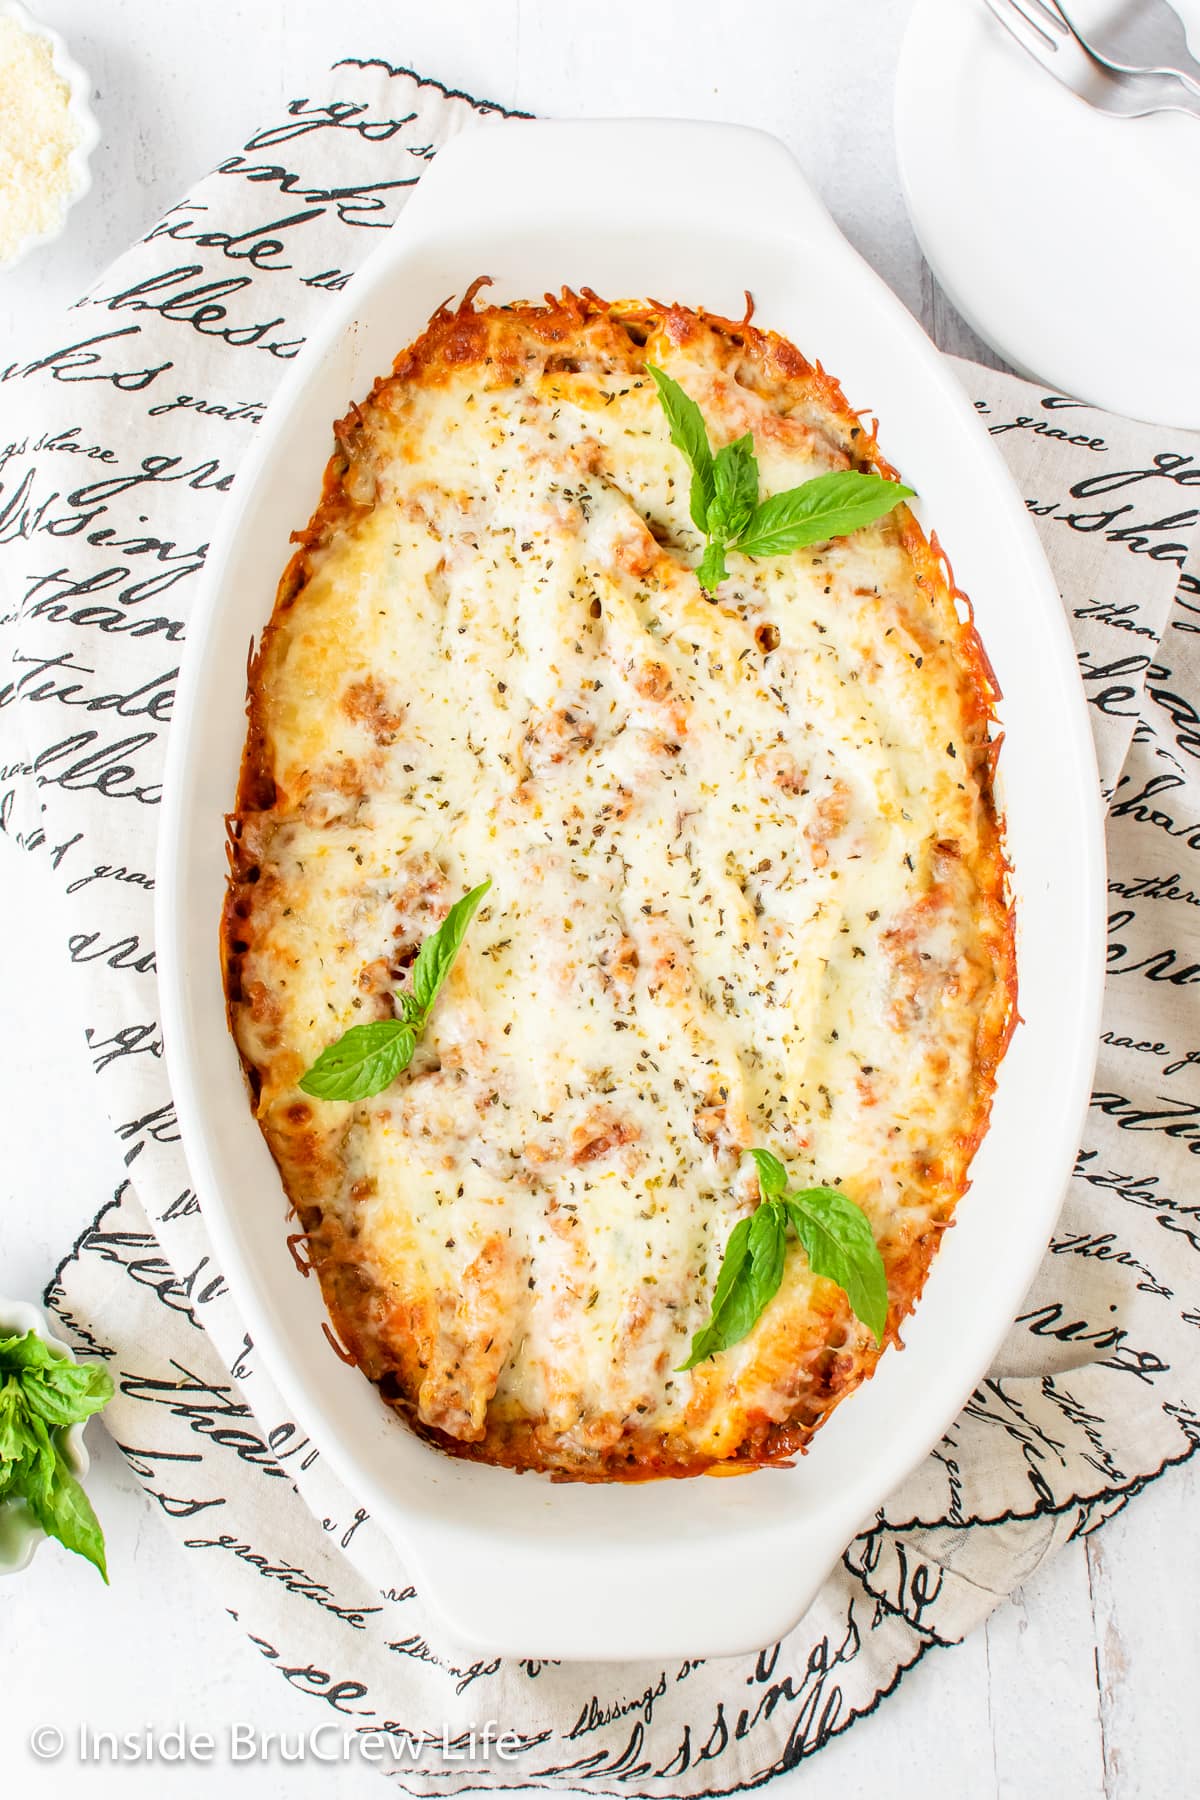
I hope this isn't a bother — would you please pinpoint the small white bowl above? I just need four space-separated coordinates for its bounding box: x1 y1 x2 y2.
0 1296 92 1576
0 1 99 273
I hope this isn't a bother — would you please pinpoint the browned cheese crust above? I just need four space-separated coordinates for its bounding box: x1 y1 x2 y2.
223 287 1017 1480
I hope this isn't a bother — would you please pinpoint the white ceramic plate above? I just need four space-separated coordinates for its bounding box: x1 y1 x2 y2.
157 118 1105 1661
896 0 1200 430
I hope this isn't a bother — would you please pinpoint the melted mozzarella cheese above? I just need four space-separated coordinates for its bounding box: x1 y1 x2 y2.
228 300 1012 1476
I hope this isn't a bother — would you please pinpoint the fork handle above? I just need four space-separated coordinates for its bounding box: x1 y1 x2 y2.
1164 72 1200 115
1169 66 1200 99
1045 0 1200 112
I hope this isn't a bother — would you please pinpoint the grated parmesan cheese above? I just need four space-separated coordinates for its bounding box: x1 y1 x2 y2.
0 15 82 264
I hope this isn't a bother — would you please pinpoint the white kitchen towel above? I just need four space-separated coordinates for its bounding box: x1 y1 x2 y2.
2 57 1199 1794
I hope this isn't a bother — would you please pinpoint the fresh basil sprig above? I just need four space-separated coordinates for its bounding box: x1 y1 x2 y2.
0 1331 113 1579
299 879 491 1103
681 1149 888 1369
647 365 915 593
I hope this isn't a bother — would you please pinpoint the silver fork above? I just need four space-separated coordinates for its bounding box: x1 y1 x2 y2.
981 0 1200 117
1045 0 1200 94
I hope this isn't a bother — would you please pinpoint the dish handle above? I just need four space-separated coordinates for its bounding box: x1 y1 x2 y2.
396 116 843 260
391 1494 851 1662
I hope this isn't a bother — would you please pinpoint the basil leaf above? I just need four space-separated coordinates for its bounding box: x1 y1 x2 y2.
695 539 729 594
747 1147 788 1200
708 434 759 545
679 1202 789 1369
736 471 915 560
298 1020 416 1103
0 1347 112 1578
747 1200 788 1308
396 991 423 1027
786 1187 889 1345
679 1213 752 1369
647 364 715 533
708 1215 756 1314
22 1450 109 1583
0 1378 32 1474
22 1361 114 1429
409 879 491 1018
12 1409 56 1505
648 376 914 587
0 1331 63 1374
683 1152 889 1372
299 878 490 1102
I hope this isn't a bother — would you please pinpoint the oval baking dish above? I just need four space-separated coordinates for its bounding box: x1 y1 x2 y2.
157 118 1104 1661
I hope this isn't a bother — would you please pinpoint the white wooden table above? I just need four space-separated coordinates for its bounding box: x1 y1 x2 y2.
1 3 1194 1794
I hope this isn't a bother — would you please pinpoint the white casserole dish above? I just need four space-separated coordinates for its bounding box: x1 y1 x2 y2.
157 118 1105 1662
